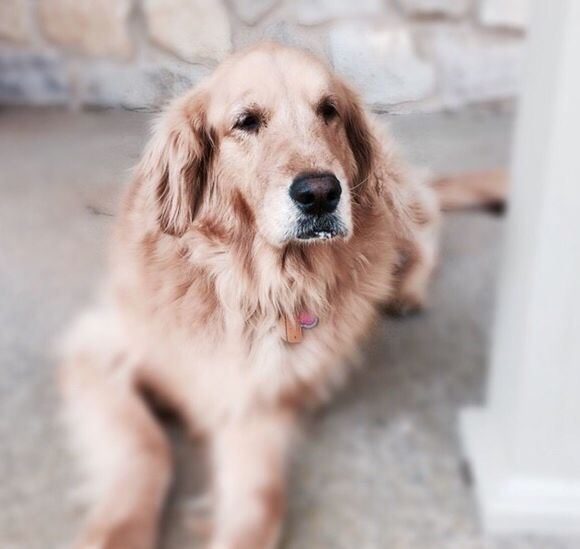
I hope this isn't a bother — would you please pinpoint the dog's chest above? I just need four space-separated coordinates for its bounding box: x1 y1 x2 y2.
129 231 393 428
135 294 372 430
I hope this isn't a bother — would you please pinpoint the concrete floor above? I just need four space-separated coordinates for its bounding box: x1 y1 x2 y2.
1 107 578 549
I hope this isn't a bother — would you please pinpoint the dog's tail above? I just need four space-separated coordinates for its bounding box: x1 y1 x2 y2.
431 169 508 212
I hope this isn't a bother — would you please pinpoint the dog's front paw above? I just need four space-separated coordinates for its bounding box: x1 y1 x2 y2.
73 518 155 549
381 294 426 318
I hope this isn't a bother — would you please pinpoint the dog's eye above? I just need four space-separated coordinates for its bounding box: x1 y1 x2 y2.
318 100 338 122
234 112 261 133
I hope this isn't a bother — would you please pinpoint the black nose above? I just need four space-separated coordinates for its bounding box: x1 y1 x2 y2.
289 173 342 215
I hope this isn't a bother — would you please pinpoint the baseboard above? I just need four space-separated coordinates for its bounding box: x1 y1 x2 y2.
460 407 580 536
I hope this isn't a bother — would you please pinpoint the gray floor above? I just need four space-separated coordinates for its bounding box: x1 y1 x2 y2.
1 108 577 549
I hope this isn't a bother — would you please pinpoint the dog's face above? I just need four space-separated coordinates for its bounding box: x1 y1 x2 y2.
141 44 376 246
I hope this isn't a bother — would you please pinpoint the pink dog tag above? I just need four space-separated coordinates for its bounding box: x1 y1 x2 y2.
298 312 319 330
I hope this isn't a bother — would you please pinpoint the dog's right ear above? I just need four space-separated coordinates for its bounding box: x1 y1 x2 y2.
335 79 379 202
139 89 217 236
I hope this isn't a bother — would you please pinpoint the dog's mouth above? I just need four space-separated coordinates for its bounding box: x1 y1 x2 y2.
294 214 348 242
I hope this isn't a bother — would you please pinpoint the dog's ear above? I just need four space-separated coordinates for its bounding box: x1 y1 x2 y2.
337 80 378 197
140 90 217 236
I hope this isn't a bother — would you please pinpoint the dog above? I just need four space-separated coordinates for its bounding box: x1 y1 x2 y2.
59 42 445 549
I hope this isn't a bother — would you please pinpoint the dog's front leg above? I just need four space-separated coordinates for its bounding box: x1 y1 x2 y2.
60 323 172 549
208 409 297 549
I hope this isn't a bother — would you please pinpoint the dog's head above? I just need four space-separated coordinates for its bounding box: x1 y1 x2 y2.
139 43 377 247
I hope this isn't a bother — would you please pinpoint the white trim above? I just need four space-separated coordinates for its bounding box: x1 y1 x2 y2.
459 0 580 536
461 408 580 535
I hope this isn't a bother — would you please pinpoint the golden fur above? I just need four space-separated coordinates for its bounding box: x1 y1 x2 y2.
433 169 507 211
60 43 440 549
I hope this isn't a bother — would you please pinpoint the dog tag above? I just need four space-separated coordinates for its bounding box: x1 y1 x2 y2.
280 317 303 343
298 312 319 330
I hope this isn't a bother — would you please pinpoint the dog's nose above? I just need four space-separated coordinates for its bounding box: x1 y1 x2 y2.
289 173 342 215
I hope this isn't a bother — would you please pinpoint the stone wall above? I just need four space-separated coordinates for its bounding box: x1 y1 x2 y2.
0 0 528 112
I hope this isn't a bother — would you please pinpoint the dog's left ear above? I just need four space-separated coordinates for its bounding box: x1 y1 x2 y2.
337 80 378 197
139 89 217 236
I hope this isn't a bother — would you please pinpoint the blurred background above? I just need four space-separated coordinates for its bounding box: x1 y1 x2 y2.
0 0 527 112
2 1 580 549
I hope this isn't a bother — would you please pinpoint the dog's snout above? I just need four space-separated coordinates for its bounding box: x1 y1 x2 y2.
289 173 342 215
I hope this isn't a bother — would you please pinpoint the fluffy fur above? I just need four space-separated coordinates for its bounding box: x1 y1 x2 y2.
60 43 440 549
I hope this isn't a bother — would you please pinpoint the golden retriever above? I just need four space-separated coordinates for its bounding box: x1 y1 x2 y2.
60 42 442 549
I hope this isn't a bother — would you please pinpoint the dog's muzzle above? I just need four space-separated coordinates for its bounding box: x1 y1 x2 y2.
289 173 347 240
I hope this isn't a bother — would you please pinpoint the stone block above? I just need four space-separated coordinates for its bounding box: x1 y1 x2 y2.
144 0 232 62
330 23 436 108
79 63 210 110
479 0 529 30
397 0 472 18
0 51 70 105
432 30 525 107
0 0 31 43
295 0 384 25
231 0 279 25
38 0 134 59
